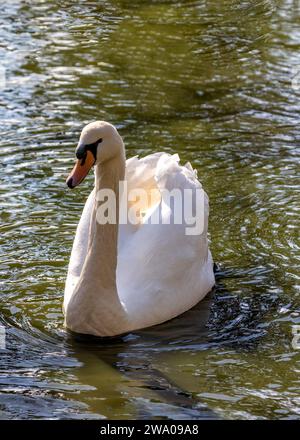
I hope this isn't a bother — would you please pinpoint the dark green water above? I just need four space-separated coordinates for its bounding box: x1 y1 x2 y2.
0 0 299 419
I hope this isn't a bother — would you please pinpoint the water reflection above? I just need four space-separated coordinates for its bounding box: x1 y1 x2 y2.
68 293 215 419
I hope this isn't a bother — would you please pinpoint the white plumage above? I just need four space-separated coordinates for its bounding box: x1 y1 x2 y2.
64 122 215 336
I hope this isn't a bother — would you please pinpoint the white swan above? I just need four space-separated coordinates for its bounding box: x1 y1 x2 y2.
64 121 215 337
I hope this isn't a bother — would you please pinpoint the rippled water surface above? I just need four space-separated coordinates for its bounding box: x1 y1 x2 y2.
0 0 300 419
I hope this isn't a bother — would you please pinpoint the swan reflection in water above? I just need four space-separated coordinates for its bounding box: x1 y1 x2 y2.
66 291 217 419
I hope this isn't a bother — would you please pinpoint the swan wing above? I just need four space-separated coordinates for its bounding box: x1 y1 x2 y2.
117 153 215 330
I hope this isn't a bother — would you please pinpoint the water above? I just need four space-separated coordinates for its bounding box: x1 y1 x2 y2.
0 0 299 419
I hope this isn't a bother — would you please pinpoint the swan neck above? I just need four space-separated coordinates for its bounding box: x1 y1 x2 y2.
65 152 128 336
95 154 125 195
91 154 125 284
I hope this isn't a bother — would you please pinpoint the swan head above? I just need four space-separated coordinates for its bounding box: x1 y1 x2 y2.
66 121 124 189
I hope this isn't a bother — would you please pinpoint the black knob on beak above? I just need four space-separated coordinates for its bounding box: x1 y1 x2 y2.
75 144 86 160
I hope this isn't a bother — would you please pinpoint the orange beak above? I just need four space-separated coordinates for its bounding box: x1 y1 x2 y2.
66 150 95 189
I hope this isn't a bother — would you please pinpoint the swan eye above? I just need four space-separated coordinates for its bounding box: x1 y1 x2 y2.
85 138 103 160
85 138 102 149
75 144 86 160
76 138 102 162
